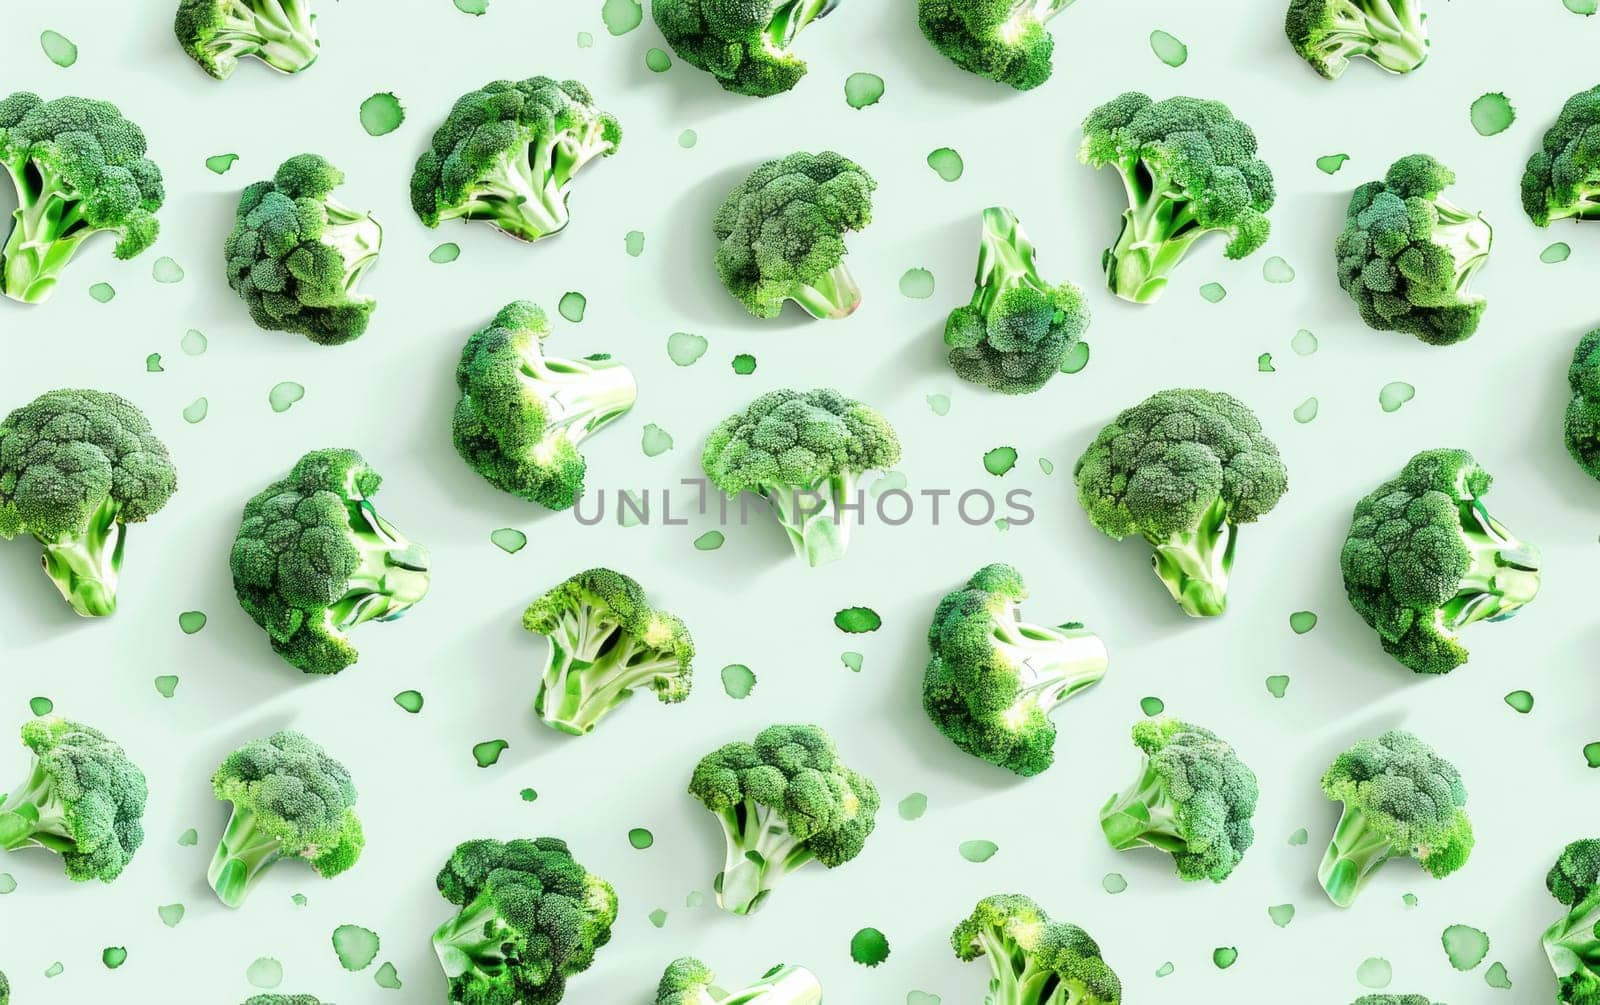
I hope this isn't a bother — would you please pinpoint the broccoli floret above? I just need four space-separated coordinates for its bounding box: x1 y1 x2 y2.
174 0 320 80
918 0 1075 91
1284 0 1429 80
1073 388 1287 617
452 301 637 511
229 448 430 675
701 388 900 567
410 77 620 244
922 564 1108 777
653 0 843 97
713 151 876 319
1335 154 1491 346
223 153 381 345
951 894 1122 1004
432 837 617 1005
1319 729 1473 907
1523 85 1600 226
1341 448 1540 675
1544 839 1600 1002
1078 92 1274 304
522 568 695 736
0 717 147 883
688 723 879 916
1099 718 1258 883
0 92 164 304
0 388 177 617
1566 330 1600 482
944 207 1090 395
655 958 823 1005
0 969 7 1005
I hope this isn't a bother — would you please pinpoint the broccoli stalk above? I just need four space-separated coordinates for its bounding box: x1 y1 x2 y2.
331 499 430 630
207 803 288 908
791 262 862 321
1318 799 1407 908
431 891 516 981
1446 498 1540 627
770 0 841 47
320 197 381 291
1099 760 1189 856
763 476 854 567
523 354 638 448
1 163 98 304
712 797 815 917
1147 495 1235 619
723 966 823 1004
1431 197 1492 293
446 115 616 241
188 0 320 76
995 624 1106 714
1103 157 1212 305
0 757 75 853
34 495 125 618
1543 841 1600 997
1296 0 1428 77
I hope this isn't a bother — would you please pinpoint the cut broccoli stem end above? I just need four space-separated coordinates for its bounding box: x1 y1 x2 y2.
1103 185 1207 304
1444 500 1541 628
0 760 72 852
322 198 383 298
714 803 813 916
761 475 856 567
1546 184 1600 224
440 146 572 243
791 261 862 319
209 0 320 74
34 496 125 618
1434 197 1492 296
971 206 1046 315
1317 803 1397 908
432 892 513 980
536 635 682 735
530 357 639 446
207 805 285 909
0 170 97 305
996 621 1108 712
327 500 431 630
1543 894 1600 981
726 965 824 1005
1145 497 1235 618
1099 762 1185 854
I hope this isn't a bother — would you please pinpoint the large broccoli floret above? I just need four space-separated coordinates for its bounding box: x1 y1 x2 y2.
1335 154 1491 346
230 448 430 675
655 958 823 1005
688 723 879 916
951 894 1121 1005
713 151 876 320
174 0 320 80
1284 0 1429 79
653 0 843 98
1523 85 1600 227
432 837 617 1005
1099 718 1258 883
0 388 177 617
1544 839 1600 1002
410 77 620 244
452 301 637 512
917 0 1076 91
922 564 1108 777
223 153 381 345
0 717 147 883
1566 330 1600 482
945 207 1090 395
1079 92 1274 304
0 92 164 304
1341 448 1540 675
701 388 900 567
1073 388 1287 617
1319 729 1472 907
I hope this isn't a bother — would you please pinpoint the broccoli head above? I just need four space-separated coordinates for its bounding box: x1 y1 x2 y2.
0 717 147 883
922 564 1108 777
688 723 879 916
713 151 876 319
0 388 177 617
1073 388 1287 617
1544 839 1600 1002
1523 85 1600 227
1319 729 1473 907
1335 154 1491 345
1285 0 1429 80
230 448 431 675
918 0 1076 91
951 894 1122 1005
410 77 620 244
452 301 637 512
1079 92 1274 304
655 958 823 1005
701 388 900 567
945 207 1090 395
1341 448 1540 674
174 0 320 80
433 837 617 1005
0 92 164 304
1567 330 1600 482
224 153 382 345
653 0 843 98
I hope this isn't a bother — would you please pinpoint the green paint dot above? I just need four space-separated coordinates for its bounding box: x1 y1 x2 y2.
291 893 308 906
1268 903 1295 927
29 697 53 716
332 924 380 971
1442 924 1490 970
841 651 863 673
1567 0 1599 14
1356 957 1391 989
628 827 654 849
182 397 207 423
1155 962 1174 978
246 958 283 989
601 0 643 34
927 147 964 181
625 230 646 256
983 446 1018 476
899 267 935 299
1288 828 1308 846
44 962 63 978
374 962 402 989
1199 282 1226 303
577 31 594 47
1258 353 1275 372
1291 329 1318 355
1101 872 1127 893
454 0 489 13
678 129 698 149
1316 153 1350 175
360 93 405 136
154 675 179 698
41 30 78 67
645 47 671 71
1212 947 1238 970
1292 397 1318 423
1542 242 1571 264
1484 962 1511 988
153 257 184 283
0 874 15 894
1263 256 1295 283
898 793 927 820
1265 675 1289 698
959 840 998 863
641 423 674 457
1586 742 1600 767
558 291 587 322
1038 458 1054 475
995 518 1009 532
520 788 538 802
1379 381 1415 413
648 908 668 928
845 72 886 109
693 530 724 551
1149 29 1187 66
178 828 198 846
1504 689 1533 713
158 903 184 927
180 329 207 355
1140 696 1165 716
490 528 527 554
850 928 890 967
472 739 509 767
1060 341 1090 373
834 607 882 633
667 331 707 366
89 282 115 302
926 393 951 415
429 242 460 264
394 690 424 713
1403 892 1419 907
1289 610 1317 633
731 353 756 375
720 664 756 699
146 353 164 373
102 947 127 970
1470 92 1515 136
268 381 305 413
205 153 239 174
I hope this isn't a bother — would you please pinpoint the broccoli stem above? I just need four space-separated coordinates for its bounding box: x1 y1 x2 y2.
448 118 617 243
1099 760 1188 854
761 474 856 567
768 0 842 47
1548 185 1600 224
207 805 285 909
715 800 814 916
321 197 382 298
33 495 125 618
971 925 1064 1004
1543 889 1600 982
1103 161 1208 304
971 207 1045 313
520 354 638 446
1433 197 1492 295
0 760 74 853
431 892 513 980
993 616 1108 713
791 260 863 319
722 965 824 1005
1444 499 1541 627
1145 496 1235 617
1318 804 1397 908
535 612 681 734
0 162 98 305
326 500 430 630
1313 0 1428 76
206 0 320 75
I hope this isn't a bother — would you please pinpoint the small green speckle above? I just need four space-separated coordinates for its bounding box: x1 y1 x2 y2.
1149 29 1188 66
374 962 402 989
927 147 964 181
1291 329 1318 355
1484 962 1512 989
983 446 1018 476
926 393 951 415
146 353 163 373
490 528 527 554
1038 458 1054 475
1316 153 1350 175
1355 957 1391 989
667 331 708 366
628 827 654 850
0 874 15 894
268 381 305 413
1212 947 1238 970
472 739 509 768
1585 741 1600 767
205 153 239 174
154 675 179 698
1504 690 1534 713
44 962 63 979
1379 381 1415 413
898 793 927 821
1542 242 1572 264
577 31 595 47
693 531 724 551
246 957 284 989
1262 256 1295 283
625 230 646 256
1567 0 1600 12
182 397 208 423
899 267 935 299
850 928 891 967
731 353 757 375
1140 696 1165 717
1442 924 1490 970
359 92 405 136
178 828 198 846
645 47 672 72
1258 353 1275 372
40 30 78 67
1292 397 1318 423
1265 675 1289 699
841 651 864 673
101 947 127 969
89 282 115 302
834 607 882 633
958 840 998 863
29 697 53 716
1403 892 1419 907
394 690 424 714
153 256 184 283
454 0 489 13
1155 962 1174 978
601 0 643 34
648 908 668 928
641 423 674 457
720 664 756 699
678 129 698 149
180 329 207 355
1060 341 1090 374
845 72 886 109
558 291 587 322
1289 610 1317 634
1268 903 1294 927
158 903 185 927
1288 828 1308 846
332 924 381 972
1101 873 1127 894
429 242 460 264
520 788 538 802
1199 282 1227 303
1470 92 1515 136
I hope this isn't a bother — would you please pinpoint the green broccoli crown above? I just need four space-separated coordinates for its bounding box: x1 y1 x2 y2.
655 957 717 1005
917 0 1073 91
1335 154 1491 345
1565 330 1600 481
0 716 147 882
1351 997 1438 1005
945 207 1090 395
713 151 876 319
433 837 618 1005
212 730 362 872
242 995 329 1005
951 893 1122 1004
1551 839 1600 907
1544 838 1600 1002
1285 0 1430 80
923 563 1107 777
229 448 431 675
702 388 900 496
653 0 843 97
1341 448 1541 674
410 77 621 243
175 0 321 80
452 301 638 512
1523 85 1600 226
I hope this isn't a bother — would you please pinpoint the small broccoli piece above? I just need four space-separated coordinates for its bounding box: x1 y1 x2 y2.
1078 92 1275 304
655 958 823 1005
0 92 164 304
923 564 1108 777
944 207 1090 394
432 837 617 1005
452 301 637 511
1544 839 1600 1002
0 388 177 617
951 893 1122 1004
688 723 879 916
653 0 842 97
1284 0 1428 79
701 388 900 567
0 969 7 1005
1566 330 1600 482
1524 85 1600 227
243 997 328 1005
410 77 620 244
0 717 147 883
174 0 320 80
1335 154 1491 346
223 153 381 345
1352 997 1439 1005
1341 448 1540 674
230 448 431 675
1319 729 1473 907
918 0 1076 91
713 151 876 319
1073 388 1287 617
